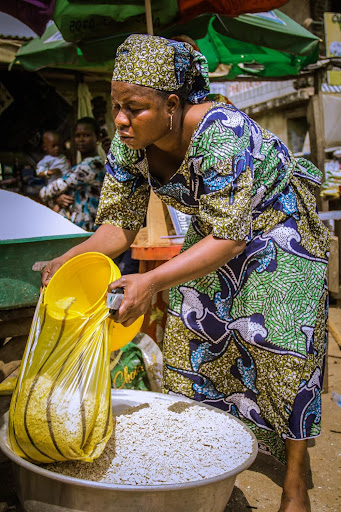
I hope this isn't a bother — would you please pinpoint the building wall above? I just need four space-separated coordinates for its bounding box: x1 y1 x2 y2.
250 110 289 146
279 0 311 26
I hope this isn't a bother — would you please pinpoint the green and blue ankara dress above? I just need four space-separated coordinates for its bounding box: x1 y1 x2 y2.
96 102 330 463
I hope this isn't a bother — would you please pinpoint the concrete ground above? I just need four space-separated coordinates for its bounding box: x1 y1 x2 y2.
0 308 340 512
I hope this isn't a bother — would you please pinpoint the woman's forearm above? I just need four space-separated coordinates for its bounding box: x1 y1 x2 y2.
56 224 138 264
149 235 246 293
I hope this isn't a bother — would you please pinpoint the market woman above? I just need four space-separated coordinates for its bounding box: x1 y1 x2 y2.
42 35 330 512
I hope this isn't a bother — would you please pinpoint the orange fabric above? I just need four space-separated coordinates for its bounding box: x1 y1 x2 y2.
178 0 289 20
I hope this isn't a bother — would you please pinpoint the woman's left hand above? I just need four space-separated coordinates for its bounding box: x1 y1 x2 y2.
108 273 155 327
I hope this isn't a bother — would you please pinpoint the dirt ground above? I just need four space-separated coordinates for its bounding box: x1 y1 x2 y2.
0 308 340 512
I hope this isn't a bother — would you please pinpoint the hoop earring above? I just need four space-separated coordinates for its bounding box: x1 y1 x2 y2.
169 113 173 131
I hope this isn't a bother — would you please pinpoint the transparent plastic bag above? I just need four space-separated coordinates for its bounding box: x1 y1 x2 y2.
8 290 113 464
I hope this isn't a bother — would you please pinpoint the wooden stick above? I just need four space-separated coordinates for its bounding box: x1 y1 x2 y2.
145 0 153 35
329 320 341 350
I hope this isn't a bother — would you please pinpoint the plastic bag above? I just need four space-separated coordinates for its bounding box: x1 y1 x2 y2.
8 291 113 464
110 333 163 392
0 369 20 395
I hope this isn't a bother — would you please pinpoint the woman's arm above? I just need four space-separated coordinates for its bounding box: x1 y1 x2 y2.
151 235 245 292
41 224 138 285
110 235 246 326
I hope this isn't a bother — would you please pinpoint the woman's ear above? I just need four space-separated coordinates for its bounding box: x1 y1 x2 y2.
166 94 180 114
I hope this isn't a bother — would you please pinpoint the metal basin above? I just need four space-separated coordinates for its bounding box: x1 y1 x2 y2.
0 389 258 512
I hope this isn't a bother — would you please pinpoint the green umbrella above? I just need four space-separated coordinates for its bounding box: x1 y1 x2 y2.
192 14 318 79
78 9 319 79
13 22 114 73
14 10 318 79
76 9 319 66
52 0 290 46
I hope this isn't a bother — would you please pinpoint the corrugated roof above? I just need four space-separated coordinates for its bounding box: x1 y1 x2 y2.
0 12 36 40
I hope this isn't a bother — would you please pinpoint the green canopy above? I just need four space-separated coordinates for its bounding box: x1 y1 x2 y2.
76 9 319 67
193 15 318 79
14 10 319 80
14 22 114 73
52 0 290 45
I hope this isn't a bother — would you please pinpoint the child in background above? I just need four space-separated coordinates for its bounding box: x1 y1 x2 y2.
39 118 105 232
36 130 71 211
36 131 71 184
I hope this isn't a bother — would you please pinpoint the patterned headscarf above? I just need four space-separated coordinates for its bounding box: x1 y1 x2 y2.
112 34 210 104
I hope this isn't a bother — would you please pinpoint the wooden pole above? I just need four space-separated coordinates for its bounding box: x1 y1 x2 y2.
307 68 327 212
145 0 154 35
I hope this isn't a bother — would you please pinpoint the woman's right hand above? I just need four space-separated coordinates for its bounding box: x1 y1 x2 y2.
41 257 65 287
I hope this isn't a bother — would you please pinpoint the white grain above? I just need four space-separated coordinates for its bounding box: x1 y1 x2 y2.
46 399 254 485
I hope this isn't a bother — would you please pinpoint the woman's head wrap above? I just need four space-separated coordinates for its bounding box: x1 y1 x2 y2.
112 34 210 104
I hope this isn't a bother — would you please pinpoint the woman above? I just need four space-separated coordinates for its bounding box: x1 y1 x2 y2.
42 35 330 512
39 117 105 232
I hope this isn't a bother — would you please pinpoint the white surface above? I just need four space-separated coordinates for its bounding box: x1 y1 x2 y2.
0 190 86 240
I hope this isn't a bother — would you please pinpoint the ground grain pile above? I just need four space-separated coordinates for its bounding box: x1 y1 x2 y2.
45 399 254 485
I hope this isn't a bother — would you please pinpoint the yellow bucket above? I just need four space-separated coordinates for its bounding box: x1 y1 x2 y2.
44 252 143 351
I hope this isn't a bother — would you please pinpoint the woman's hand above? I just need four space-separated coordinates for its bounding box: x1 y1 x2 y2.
108 273 154 327
41 257 65 287
55 193 74 208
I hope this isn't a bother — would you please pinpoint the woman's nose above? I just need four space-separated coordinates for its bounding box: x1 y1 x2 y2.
115 110 130 127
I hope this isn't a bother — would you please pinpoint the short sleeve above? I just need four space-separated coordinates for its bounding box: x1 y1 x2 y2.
96 153 150 231
192 107 254 241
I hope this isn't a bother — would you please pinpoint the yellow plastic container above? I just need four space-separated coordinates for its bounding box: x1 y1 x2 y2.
44 252 143 351
107 315 144 351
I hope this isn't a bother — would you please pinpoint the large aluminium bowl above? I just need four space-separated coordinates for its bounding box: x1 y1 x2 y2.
0 389 258 512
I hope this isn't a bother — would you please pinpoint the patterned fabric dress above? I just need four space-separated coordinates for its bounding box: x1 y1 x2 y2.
40 155 105 232
96 103 330 463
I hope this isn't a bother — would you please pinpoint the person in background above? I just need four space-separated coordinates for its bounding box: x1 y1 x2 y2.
42 36 330 511
36 131 71 184
39 117 105 232
36 130 71 211
100 126 112 155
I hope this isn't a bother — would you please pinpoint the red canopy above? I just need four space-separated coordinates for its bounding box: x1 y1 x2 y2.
178 0 289 20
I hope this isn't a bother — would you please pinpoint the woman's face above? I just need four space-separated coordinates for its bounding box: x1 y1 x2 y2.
74 123 98 158
111 81 171 150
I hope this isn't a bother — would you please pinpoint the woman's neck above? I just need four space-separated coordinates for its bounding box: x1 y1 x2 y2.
152 102 211 160
146 102 212 185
